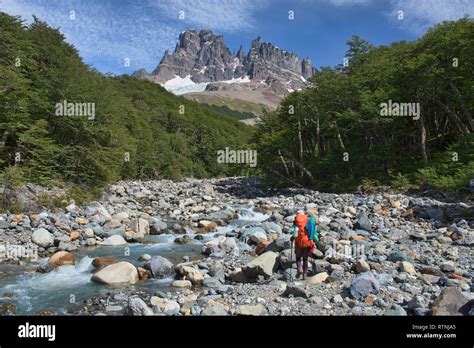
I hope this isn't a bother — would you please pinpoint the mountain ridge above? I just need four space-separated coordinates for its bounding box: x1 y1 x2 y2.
133 29 316 109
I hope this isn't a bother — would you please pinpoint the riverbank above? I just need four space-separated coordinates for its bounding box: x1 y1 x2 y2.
0 177 472 316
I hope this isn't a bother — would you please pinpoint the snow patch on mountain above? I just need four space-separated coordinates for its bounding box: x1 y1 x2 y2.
163 75 209 95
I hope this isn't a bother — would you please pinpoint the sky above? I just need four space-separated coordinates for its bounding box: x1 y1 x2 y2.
1 0 473 75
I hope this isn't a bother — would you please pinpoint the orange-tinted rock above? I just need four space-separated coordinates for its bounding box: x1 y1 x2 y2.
48 251 76 266
11 215 22 223
137 267 151 280
255 240 271 255
70 231 80 241
92 256 117 268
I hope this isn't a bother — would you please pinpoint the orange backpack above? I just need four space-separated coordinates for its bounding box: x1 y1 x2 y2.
295 214 313 248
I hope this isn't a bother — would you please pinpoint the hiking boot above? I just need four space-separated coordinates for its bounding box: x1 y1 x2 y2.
302 273 307 280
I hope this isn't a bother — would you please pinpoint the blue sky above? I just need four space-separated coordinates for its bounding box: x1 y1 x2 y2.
1 0 473 75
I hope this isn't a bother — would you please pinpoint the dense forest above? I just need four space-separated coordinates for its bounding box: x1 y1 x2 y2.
255 17 473 192
0 13 253 193
1 12 473 198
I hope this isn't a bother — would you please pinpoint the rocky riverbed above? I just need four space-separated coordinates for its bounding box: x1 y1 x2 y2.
0 177 473 316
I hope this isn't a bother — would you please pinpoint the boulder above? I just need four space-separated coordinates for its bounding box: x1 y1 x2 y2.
284 284 310 298
126 297 154 316
278 249 296 269
150 221 167 235
407 295 427 309
138 254 152 261
266 235 291 252
130 218 150 235
201 302 227 316
48 251 75 266
37 262 56 273
355 211 371 231
249 231 268 243
91 261 139 285
235 304 265 316
85 202 112 221
387 252 414 263
306 272 328 285
111 212 129 222
137 267 151 280
174 235 194 245
354 259 370 273
143 256 174 279
224 237 238 250
198 220 218 231
172 280 192 288
32 228 54 247
431 287 471 316
229 268 247 283
399 261 416 275
92 255 117 269
350 271 380 299
150 296 167 312
164 301 180 315
242 251 278 279
384 304 407 316
176 265 204 285
70 231 81 241
261 222 282 235
255 240 271 255
283 268 298 281
101 235 127 246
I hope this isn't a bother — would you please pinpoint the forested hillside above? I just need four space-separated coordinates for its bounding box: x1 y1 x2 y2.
255 18 473 192
0 13 253 191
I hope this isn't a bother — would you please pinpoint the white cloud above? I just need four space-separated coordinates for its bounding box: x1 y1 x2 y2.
151 0 269 33
388 0 474 34
1 0 180 73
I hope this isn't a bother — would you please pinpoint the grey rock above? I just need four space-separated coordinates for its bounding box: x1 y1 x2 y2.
384 304 407 316
235 304 265 316
431 287 471 315
350 271 380 299
31 228 54 247
143 256 174 278
242 251 278 279
355 211 371 231
278 249 296 270
126 297 154 316
36 262 56 273
388 252 414 263
150 221 168 235
407 295 427 309
284 284 310 298
203 277 222 288
201 303 228 316
283 268 297 281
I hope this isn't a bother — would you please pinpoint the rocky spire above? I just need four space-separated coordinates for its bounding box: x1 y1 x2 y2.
149 30 315 88
236 45 245 61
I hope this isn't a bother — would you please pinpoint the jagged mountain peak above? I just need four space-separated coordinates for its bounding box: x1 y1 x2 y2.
134 29 316 112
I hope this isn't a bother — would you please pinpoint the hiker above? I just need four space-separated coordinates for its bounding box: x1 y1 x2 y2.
290 211 318 279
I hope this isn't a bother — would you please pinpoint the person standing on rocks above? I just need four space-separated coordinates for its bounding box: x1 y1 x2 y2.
290 211 317 279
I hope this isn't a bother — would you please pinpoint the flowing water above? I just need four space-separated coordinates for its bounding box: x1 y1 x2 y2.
0 206 270 314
